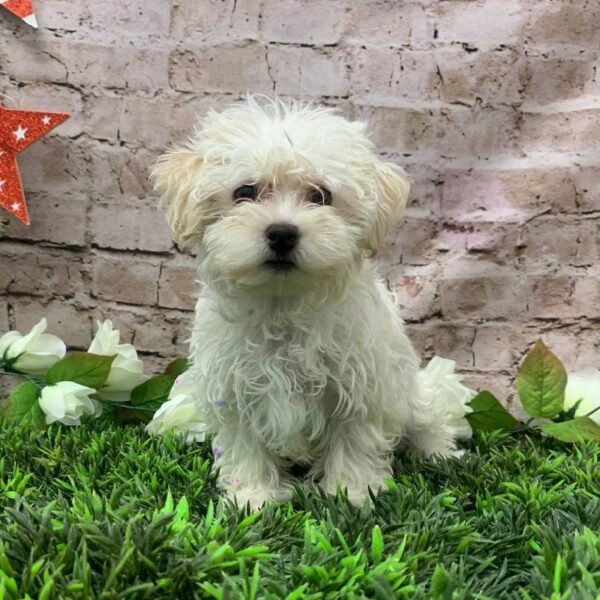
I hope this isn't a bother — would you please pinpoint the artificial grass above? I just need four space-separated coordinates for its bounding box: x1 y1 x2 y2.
0 421 599 600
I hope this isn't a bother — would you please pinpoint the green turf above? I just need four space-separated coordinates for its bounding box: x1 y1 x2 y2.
0 421 599 600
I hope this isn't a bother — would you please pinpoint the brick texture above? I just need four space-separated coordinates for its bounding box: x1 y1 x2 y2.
1 0 598 408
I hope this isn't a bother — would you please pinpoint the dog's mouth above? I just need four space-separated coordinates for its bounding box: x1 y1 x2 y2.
264 259 296 273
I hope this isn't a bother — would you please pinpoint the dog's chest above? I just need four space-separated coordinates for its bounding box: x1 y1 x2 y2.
229 322 343 453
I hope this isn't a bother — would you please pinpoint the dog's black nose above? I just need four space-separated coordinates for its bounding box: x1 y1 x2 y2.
265 223 300 255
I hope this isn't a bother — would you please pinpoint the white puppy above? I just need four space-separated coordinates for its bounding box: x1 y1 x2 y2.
152 97 468 508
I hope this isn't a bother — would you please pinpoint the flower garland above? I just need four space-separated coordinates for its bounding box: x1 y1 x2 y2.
1 321 599 444
0 318 205 441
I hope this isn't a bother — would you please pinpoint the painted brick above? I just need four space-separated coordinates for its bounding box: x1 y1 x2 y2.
3 194 87 247
267 46 350 97
523 56 600 105
171 0 261 43
378 218 438 268
522 217 598 267
436 48 527 106
540 326 596 373
0 246 86 299
440 168 590 222
519 109 600 154
119 94 209 150
461 373 517 411
347 1 431 48
573 276 600 319
85 0 171 37
2 39 70 84
387 264 440 321
11 298 93 349
464 223 521 263
92 253 161 306
170 44 273 94
84 94 123 143
527 0 600 46
0 298 8 334
157 260 198 311
439 263 528 319
361 104 518 158
422 322 476 369
471 324 531 371
92 302 192 356
436 0 525 49
38 0 83 30
350 48 439 101
90 199 173 253
3 39 169 91
526 275 597 319
261 0 349 45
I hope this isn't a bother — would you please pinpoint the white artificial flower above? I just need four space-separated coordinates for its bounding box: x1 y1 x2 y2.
418 356 475 439
564 369 600 424
39 381 101 426
146 370 207 443
88 320 146 402
0 318 66 375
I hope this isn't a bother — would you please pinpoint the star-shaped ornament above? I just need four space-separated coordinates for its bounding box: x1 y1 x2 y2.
0 104 69 224
0 0 38 28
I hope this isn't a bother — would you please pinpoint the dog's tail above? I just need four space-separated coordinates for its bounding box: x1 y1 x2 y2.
416 357 475 440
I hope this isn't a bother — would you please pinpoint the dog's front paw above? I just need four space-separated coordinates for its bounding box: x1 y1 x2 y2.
320 477 387 506
429 447 466 460
225 481 292 511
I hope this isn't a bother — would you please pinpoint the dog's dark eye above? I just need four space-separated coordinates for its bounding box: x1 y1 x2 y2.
308 187 332 206
233 185 258 202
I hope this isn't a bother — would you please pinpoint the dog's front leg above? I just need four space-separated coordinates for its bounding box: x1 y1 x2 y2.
213 421 291 511
317 419 393 505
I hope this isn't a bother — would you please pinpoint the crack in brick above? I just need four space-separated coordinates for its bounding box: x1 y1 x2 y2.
264 46 276 93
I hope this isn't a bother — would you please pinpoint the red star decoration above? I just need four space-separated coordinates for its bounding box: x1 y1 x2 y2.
0 0 38 28
0 104 69 224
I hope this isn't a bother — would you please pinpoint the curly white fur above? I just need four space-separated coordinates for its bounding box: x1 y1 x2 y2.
152 96 469 509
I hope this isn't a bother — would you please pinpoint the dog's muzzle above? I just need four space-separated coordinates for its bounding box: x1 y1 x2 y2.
264 223 299 273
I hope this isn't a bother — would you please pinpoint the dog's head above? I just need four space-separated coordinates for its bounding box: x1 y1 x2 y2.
152 97 409 297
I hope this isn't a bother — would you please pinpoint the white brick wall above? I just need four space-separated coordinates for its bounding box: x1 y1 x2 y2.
1 0 599 410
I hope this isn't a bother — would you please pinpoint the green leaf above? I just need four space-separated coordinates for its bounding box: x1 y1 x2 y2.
541 417 600 443
172 496 189 533
130 375 173 407
163 490 174 514
175 496 189 521
284 586 307 600
516 340 566 419
129 375 173 422
466 391 519 432
46 353 115 388
430 564 451 597
163 358 188 380
1 382 46 429
371 525 384 563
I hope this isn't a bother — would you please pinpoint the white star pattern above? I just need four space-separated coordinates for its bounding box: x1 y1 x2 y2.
0 151 4 160
13 125 27 141
0 180 5 193
42 115 52 126
11 202 21 212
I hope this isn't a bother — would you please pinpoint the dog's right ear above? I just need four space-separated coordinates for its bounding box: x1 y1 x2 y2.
151 149 209 247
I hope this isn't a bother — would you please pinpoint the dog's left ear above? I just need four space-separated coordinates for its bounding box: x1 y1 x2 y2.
364 161 410 256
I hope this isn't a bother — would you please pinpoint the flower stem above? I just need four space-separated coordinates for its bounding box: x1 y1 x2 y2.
92 396 157 412
0 369 44 389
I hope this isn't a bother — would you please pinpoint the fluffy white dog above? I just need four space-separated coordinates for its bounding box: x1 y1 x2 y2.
152 97 471 508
